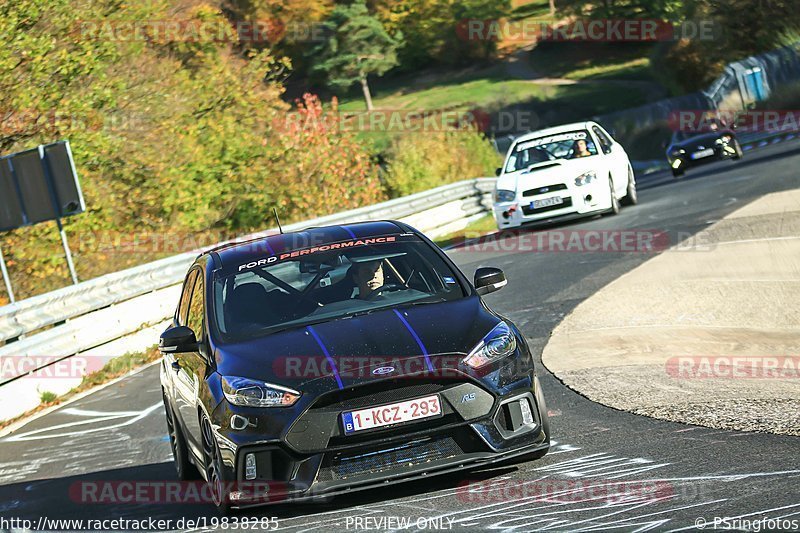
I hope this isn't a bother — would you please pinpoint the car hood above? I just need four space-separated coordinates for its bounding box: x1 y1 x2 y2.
497 159 598 193
214 296 500 390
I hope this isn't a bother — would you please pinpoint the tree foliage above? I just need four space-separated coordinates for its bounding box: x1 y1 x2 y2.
311 0 402 108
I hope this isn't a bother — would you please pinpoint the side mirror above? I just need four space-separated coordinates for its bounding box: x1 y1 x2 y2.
474 267 507 296
160 326 198 354
495 167 502 176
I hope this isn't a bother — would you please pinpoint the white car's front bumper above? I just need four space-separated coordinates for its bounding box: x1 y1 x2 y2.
493 180 613 230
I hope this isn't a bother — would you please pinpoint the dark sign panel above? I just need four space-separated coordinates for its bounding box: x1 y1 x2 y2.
0 141 85 232
0 161 24 232
44 142 85 217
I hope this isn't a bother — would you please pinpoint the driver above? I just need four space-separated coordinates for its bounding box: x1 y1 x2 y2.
352 260 384 300
572 139 592 158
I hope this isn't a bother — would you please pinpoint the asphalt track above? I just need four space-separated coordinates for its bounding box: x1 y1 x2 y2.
1 140 800 532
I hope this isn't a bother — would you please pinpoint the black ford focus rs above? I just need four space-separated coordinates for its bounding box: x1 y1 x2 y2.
159 220 550 512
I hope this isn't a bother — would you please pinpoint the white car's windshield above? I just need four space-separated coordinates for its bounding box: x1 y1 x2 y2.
505 129 598 172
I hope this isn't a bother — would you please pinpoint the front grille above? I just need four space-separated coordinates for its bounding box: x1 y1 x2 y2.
316 437 464 482
522 183 568 197
522 196 573 215
312 382 448 411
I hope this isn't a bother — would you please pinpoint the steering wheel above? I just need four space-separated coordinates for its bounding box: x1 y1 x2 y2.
364 283 403 301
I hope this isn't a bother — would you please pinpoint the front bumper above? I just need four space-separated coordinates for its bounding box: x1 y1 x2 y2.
208 371 549 508
669 143 738 171
493 181 612 229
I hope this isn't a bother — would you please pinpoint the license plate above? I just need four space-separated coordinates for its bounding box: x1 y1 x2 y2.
691 148 714 160
529 196 564 210
341 394 442 434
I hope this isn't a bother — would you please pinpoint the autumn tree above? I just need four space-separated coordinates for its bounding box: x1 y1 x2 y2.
311 0 402 110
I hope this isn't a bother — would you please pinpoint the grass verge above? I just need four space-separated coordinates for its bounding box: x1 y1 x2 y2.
434 214 498 249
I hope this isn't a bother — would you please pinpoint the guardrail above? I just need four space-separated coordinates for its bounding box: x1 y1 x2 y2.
0 177 495 421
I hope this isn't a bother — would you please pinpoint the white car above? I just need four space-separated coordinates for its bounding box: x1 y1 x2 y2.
493 121 637 230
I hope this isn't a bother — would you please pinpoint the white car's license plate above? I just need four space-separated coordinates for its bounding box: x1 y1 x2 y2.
691 148 714 160
529 196 564 210
342 394 442 434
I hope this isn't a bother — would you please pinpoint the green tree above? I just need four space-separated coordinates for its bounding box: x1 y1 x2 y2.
312 0 402 110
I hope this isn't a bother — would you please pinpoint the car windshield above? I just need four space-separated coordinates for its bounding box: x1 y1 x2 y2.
212 235 467 342
505 129 598 172
672 120 725 142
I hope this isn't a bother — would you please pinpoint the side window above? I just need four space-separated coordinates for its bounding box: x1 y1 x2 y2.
187 272 205 339
593 126 613 154
177 271 197 326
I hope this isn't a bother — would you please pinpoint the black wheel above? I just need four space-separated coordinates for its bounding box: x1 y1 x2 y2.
201 418 232 515
732 139 743 160
163 394 200 481
621 166 638 206
607 177 620 215
672 168 684 178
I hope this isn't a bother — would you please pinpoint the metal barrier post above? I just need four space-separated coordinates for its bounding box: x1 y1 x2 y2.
0 243 15 303
56 217 79 285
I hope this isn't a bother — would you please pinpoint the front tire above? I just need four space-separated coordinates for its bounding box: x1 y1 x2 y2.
672 167 685 178
163 394 200 481
621 166 638 206
732 139 744 160
606 177 620 215
202 418 232 515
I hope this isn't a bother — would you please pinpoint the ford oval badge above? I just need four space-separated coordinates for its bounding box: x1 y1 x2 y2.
372 366 396 375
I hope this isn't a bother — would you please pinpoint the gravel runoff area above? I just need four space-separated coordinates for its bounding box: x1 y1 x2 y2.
542 188 800 436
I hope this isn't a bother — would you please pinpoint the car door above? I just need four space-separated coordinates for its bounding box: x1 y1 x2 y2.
172 267 210 456
593 125 629 194
163 270 195 402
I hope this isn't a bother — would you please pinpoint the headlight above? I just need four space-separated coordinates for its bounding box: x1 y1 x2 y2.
463 321 518 369
574 170 597 187
716 135 732 145
495 189 516 203
221 376 301 407
669 148 686 157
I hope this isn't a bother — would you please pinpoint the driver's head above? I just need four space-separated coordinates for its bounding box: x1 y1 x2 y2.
575 139 589 155
352 260 384 299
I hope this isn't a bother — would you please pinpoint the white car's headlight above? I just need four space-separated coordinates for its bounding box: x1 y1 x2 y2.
574 170 597 187
222 376 301 407
495 189 516 203
463 321 517 369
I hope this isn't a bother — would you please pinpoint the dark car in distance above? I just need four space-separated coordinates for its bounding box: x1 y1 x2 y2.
666 122 743 177
159 220 550 512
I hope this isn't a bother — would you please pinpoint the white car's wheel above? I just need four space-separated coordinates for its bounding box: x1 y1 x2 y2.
607 176 620 215
621 166 638 206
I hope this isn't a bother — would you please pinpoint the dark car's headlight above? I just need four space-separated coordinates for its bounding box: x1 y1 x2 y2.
222 376 301 407
495 189 516 203
574 170 597 187
463 321 518 369
716 135 732 145
669 148 686 157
